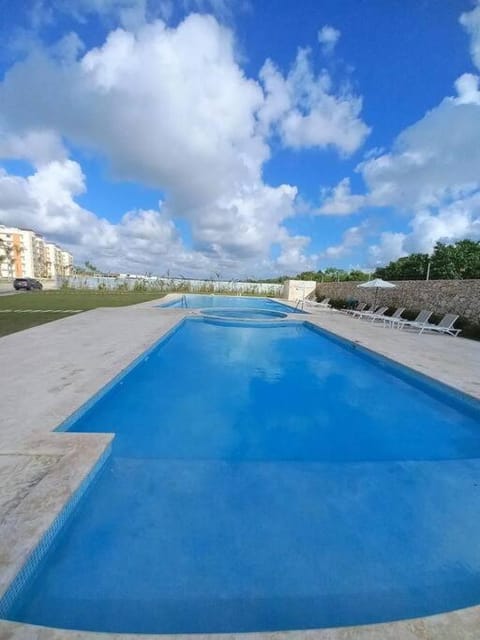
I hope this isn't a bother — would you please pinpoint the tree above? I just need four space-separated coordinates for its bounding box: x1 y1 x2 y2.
374 240 480 280
84 260 99 273
375 253 429 280
430 240 480 279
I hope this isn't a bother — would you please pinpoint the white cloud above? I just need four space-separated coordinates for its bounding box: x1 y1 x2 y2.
455 72 480 105
259 48 370 155
275 232 316 272
322 221 370 259
0 12 371 275
317 25 340 54
460 1 480 70
312 3 480 269
0 130 66 166
358 94 480 211
318 177 366 215
0 159 214 275
0 10 368 275
367 194 480 267
323 70 480 263
368 232 406 266
404 196 480 254
0 15 305 273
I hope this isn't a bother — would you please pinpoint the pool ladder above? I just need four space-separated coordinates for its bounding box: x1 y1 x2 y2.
181 294 188 308
295 299 304 311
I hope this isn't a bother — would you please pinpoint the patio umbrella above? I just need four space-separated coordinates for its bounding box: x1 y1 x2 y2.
357 278 396 308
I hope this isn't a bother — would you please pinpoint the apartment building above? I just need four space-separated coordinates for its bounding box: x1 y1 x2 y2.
0 225 73 279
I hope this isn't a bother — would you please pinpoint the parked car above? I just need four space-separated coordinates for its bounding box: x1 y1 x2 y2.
13 278 43 291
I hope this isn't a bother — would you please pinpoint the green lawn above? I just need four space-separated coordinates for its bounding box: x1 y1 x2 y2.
0 290 165 337
0 312 74 338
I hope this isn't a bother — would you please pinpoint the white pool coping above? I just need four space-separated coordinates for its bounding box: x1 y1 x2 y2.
1 293 479 639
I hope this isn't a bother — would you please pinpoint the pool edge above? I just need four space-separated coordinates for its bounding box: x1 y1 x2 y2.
1 313 479 639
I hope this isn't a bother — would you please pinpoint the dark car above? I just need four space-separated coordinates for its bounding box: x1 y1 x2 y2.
13 278 43 291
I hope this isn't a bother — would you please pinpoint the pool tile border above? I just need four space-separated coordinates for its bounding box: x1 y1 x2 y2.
0 443 112 618
1 306 480 639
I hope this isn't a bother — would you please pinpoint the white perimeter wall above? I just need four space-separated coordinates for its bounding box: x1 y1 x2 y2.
60 276 284 296
283 279 317 301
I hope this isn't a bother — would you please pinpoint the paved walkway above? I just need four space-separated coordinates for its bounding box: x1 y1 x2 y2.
0 297 479 640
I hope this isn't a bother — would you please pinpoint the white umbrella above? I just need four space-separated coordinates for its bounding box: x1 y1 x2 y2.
357 278 396 308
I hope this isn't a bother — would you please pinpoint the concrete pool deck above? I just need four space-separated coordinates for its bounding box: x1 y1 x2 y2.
0 295 479 640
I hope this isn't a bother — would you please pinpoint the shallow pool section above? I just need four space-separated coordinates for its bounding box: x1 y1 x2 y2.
5 319 480 634
200 307 287 320
160 293 301 313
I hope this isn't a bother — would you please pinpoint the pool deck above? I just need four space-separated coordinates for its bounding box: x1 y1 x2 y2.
0 294 479 640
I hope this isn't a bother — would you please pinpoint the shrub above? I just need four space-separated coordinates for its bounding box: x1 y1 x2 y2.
328 298 349 310
133 280 148 292
454 317 480 341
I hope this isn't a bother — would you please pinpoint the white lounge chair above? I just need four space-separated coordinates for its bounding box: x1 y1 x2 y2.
305 297 331 309
418 313 461 337
343 302 368 315
370 307 405 325
354 306 388 320
390 310 433 330
350 305 384 319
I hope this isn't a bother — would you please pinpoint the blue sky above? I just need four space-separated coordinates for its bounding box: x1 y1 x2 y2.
0 0 479 277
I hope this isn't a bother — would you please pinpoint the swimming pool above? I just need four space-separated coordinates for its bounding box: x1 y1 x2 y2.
160 293 302 313
200 308 288 320
4 319 480 633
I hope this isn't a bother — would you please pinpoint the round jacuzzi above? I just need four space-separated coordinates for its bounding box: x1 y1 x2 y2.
199 307 288 320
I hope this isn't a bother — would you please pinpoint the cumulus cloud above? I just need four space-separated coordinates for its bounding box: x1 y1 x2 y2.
368 232 406 266
357 71 480 257
455 72 480 105
258 48 370 155
317 25 340 54
367 195 480 266
460 1 480 70
0 10 372 275
318 178 366 215
0 130 66 166
0 159 213 274
319 2 480 264
322 221 370 259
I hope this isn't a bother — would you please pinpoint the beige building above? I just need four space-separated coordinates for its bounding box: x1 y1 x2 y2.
0 226 73 279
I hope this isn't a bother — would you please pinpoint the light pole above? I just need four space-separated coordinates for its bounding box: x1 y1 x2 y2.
426 258 431 281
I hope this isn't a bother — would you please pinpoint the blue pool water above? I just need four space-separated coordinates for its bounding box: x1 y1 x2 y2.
200 308 288 320
5 319 480 633
160 293 301 313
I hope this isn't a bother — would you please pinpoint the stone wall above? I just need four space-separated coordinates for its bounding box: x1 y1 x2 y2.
315 279 480 323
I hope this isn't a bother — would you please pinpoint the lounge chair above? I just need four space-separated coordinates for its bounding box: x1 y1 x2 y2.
353 306 389 320
389 310 433 330
343 302 367 315
418 313 461 337
350 305 384 319
305 297 331 309
370 307 405 325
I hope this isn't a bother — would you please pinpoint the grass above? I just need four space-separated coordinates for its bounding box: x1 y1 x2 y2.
0 312 74 337
0 290 165 337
